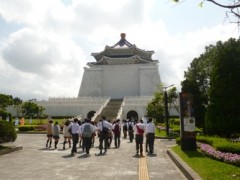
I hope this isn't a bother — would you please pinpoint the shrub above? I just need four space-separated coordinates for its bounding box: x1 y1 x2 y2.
35 125 46 131
0 110 12 122
0 120 17 144
171 119 180 126
216 144 240 155
176 137 181 145
18 125 36 131
196 136 213 145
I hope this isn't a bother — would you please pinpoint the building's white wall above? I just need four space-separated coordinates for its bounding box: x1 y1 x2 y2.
139 65 161 95
102 64 140 98
78 67 103 97
35 97 109 118
79 63 161 99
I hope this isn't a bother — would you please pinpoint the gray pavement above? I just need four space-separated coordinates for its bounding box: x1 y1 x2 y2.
0 134 187 180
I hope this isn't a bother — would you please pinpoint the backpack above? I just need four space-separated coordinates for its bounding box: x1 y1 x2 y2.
123 124 127 131
136 125 144 135
113 124 120 135
82 124 92 137
128 123 133 131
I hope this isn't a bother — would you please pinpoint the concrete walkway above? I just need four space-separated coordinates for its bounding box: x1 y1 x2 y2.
0 134 186 180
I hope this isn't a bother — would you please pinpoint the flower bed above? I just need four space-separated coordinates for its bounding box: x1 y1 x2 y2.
198 143 240 167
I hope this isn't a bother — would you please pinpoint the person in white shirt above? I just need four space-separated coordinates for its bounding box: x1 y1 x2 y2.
91 121 98 147
81 118 95 155
46 120 54 148
98 116 112 154
53 121 60 149
134 119 145 156
69 118 80 156
146 118 155 154
62 120 71 149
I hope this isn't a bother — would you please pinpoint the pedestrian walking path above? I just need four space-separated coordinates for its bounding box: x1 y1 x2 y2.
0 134 186 180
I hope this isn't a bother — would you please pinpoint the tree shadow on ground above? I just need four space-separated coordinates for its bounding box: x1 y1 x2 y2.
183 150 205 158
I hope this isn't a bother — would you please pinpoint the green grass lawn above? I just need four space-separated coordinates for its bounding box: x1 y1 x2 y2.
172 145 240 180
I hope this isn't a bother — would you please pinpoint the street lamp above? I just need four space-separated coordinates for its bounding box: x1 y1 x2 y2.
163 84 174 136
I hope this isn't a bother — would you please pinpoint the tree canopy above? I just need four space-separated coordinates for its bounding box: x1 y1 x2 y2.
205 38 240 137
0 94 13 111
182 37 240 137
147 91 164 123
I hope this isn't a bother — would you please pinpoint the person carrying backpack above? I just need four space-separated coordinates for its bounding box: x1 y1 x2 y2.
81 118 94 155
128 119 134 142
122 120 128 139
98 116 112 154
113 119 121 148
134 119 145 156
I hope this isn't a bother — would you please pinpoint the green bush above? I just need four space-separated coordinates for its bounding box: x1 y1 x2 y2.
171 119 180 126
0 110 12 122
18 125 36 131
216 144 240 154
196 136 213 145
176 137 181 145
0 120 17 143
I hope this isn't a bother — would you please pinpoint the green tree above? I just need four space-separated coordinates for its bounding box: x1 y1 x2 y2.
205 38 240 137
181 45 213 128
13 97 23 117
22 100 39 118
0 94 13 111
147 91 164 123
167 87 179 114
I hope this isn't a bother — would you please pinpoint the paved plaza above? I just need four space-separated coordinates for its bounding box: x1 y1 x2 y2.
0 134 187 180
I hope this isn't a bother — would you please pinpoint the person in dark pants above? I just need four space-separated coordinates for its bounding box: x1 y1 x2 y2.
134 119 145 156
113 119 121 148
122 120 128 139
81 118 94 154
146 118 155 154
98 116 111 154
70 118 80 156
128 120 134 142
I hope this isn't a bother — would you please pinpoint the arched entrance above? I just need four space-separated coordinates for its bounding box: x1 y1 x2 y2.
127 110 138 122
87 111 96 120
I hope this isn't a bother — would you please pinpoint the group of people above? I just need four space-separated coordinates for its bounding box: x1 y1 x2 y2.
45 116 156 157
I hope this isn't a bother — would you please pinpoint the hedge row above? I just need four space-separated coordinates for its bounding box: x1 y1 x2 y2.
18 125 47 131
176 136 240 155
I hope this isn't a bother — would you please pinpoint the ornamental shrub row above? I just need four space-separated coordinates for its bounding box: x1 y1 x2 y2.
18 125 36 131
18 125 48 131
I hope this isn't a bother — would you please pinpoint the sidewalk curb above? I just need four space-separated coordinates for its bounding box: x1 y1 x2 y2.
0 146 23 156
167 149 202 180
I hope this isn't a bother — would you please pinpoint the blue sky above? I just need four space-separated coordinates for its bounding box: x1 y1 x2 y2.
0 0 238 100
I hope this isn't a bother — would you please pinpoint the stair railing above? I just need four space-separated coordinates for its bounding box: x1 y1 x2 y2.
91 97 111 122
116 98 126 120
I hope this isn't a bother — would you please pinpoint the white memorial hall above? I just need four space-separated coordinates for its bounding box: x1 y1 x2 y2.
37 33 162 121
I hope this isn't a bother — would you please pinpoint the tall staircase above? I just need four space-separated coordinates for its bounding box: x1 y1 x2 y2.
95 99 123 121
